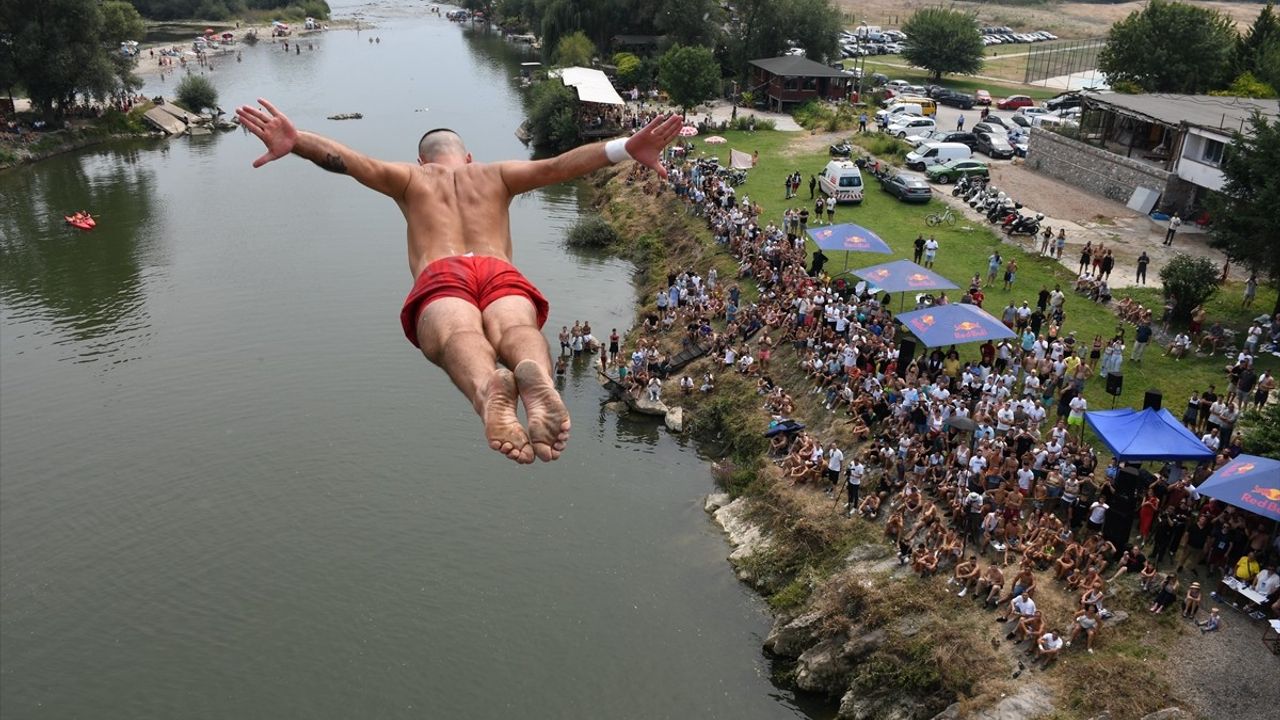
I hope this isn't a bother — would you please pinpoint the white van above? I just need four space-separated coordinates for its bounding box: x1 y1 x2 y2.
905 142 972 171
818 160 864 204
874 102 923 125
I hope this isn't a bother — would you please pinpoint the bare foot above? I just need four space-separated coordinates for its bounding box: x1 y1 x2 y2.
482 369 533 464
513 359 571 462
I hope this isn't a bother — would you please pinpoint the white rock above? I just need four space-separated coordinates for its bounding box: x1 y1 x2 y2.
664 406 684 432
704 493 731 513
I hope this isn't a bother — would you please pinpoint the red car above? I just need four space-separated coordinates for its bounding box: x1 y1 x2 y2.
975 89 992 106
997 94 1035 110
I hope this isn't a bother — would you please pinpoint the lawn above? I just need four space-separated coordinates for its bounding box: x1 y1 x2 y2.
683 129 1276 418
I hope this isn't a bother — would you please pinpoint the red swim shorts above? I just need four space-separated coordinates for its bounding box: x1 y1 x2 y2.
400 255 549 348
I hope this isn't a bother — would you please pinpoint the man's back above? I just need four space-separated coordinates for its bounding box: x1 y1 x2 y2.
402 163 512 276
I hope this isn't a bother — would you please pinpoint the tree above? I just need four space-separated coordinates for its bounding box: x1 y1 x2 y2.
176 73 218 112
527 78 579 152
899 8 985 80
553 30 595 67
658 43 720 116
1158 253 1220 322
2 0 119 116
1212 71 1277 99
1237 1 1280 77
613 52 643 87
726 0 842 78
1206 113 1280 315
1098 0 1237 93
652 0 722 48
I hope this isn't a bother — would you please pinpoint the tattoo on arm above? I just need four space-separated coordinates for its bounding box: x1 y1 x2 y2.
318 153 348 174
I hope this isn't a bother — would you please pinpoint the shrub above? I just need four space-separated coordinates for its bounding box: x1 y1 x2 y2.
565 214 618 248
729 115 775 131
176 74 218 113
1159 253 1219 321
850 133 911 164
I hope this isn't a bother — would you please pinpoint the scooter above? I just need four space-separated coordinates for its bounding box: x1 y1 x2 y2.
1004 212 1044 236
829 141 853 157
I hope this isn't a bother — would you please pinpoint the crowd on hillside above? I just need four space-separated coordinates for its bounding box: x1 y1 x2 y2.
603 152 1280 657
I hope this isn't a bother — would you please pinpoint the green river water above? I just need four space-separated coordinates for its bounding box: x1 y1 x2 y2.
0 3 830 719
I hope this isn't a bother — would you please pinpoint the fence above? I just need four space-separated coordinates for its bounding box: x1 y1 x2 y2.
1023 37 1106 85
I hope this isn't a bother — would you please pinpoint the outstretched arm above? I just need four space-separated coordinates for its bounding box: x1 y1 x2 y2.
236 98 413 200
498 114 684 196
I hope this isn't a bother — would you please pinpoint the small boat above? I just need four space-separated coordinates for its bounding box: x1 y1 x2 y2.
65 213 96 230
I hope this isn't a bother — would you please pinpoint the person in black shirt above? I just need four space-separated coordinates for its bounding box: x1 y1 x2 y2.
809 248 828 277
913 235 926 264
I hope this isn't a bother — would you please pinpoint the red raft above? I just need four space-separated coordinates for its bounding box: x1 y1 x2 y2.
65 213 96 230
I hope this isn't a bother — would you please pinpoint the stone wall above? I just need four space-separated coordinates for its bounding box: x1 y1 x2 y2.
1026 129 1178 208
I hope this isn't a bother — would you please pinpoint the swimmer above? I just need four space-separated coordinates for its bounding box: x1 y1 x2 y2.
236 98 681 463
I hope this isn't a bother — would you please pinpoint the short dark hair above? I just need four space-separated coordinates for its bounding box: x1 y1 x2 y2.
418 128 467 161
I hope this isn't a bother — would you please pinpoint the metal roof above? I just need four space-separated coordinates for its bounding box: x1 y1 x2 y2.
1083 92 1279 136
550 67 625 106
749 56 850 79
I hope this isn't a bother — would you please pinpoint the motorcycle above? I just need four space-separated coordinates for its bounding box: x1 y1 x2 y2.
829 141 853 157
1004 212 1044 236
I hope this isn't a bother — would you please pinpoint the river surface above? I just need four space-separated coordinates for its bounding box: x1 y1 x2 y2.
0 3 829 719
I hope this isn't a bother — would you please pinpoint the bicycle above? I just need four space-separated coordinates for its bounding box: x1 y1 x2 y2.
926 206 957 227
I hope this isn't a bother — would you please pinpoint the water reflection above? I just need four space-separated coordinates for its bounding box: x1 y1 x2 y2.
0 142 160 358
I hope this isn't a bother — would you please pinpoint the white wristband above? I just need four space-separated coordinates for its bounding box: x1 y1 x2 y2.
605 138 632 164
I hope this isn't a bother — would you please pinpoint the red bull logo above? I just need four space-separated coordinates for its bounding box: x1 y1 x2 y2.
1240 484 1280 517
843 236 870 249
909 315 936 333
907 272 932 287
817 229 833 239
1230 462 1256 476
953 320 987 340
870 269 891 280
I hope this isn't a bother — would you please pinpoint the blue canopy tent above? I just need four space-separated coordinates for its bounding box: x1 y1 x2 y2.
1083 407 1215 462
1196 454 1280 521
807 223 893 274
896 304 1016 347
848 259 959 310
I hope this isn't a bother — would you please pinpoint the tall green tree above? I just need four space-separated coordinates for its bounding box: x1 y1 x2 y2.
899 8 984 80
726 0 842 79
653 0 722 48
1159 254 1220 321
658 43 720 116
1236 1 1280 90
553 30 595 67
2 0 119 116
1099 0 1237 93
1206 113 1280 315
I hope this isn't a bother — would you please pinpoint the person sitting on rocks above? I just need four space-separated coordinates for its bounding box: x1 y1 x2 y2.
1034 630 1064 667
857 493 881 520
1182 581 1202 618
998 591 1037 625
1009 609 1045 645
1066 605 1101 653
951 554 981 597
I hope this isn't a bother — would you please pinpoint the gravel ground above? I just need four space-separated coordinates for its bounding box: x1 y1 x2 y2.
1162 596 1280 720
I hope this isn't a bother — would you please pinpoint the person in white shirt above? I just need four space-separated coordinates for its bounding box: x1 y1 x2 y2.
923 237 939 268
1200 428 1220 451
825 443 844 490
1253 564 1279 597
1087 500 1108 532
844 460 865 512
1035 631 1063 666
1000 593 1037 624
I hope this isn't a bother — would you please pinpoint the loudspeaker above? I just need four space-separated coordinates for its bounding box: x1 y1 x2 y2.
1105 371 1124 397
1102 502 1136 548
1115 466 1144 501
1143 389 1163 411
897 339 916 378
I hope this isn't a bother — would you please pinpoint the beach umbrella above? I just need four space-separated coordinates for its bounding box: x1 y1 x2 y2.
850 259 958 294
679 125 698 137
896 304 1016 347
1196 454 1280 521
705 135 727 144
807 224 893 269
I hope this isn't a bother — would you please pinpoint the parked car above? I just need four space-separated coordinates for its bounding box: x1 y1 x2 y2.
906 130 978 150
972 121 1008 136
975 89 992 106
1045 92 1081 112
936 89 975 109
975 131 1015 159
887 116 937 138
997 94 1035 110
1008 114 1032 129
885 79 911 92
880 172 934 203
1019 106 1049 118
925 158 990 184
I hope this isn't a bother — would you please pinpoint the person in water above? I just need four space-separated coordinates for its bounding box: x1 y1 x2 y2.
235 98 680 464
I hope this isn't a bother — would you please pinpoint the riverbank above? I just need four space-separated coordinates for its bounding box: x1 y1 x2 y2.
589 131 1276 718
0 109 152 171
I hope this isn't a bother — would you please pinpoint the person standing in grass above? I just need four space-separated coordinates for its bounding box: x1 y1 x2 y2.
1136 251 1150 285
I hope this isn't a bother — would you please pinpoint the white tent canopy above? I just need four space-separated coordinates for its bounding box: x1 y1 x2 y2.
551 67 625 106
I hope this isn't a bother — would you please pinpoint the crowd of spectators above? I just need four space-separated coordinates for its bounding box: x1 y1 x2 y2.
604 148 1280 657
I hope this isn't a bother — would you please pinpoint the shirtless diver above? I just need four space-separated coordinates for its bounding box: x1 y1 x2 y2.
236 98 681 464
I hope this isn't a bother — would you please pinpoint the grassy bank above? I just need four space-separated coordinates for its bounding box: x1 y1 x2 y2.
0 105 153 170
843 58 1061 100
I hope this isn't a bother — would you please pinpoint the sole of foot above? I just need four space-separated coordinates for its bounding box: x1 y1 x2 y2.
514 359 571 462
483 368 533 464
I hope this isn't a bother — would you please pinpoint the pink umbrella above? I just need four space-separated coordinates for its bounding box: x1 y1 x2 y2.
678 125 698 137
704 135 727 144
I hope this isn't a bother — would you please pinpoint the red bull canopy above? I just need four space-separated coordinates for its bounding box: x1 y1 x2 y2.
850 259 959 294
1196 454 1280 521
895 303 1015 347
1083 408 1215 462
807 223 893 254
